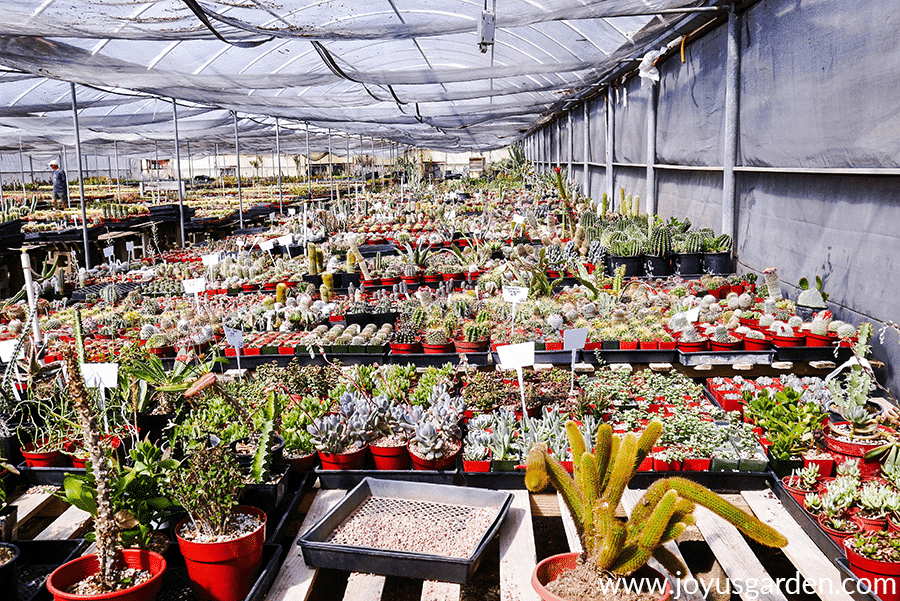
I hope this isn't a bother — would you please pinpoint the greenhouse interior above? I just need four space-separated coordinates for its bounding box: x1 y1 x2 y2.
0 1 897 600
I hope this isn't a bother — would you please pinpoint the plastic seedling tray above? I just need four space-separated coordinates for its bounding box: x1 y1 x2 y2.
299 477 512 583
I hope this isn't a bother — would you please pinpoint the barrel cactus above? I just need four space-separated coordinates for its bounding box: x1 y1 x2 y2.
100 284 120 304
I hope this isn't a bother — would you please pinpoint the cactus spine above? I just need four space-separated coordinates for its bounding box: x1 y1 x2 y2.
685 232 704 253
525 421 787 577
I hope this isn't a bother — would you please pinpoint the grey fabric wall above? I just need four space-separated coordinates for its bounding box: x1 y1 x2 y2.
527 0 900 396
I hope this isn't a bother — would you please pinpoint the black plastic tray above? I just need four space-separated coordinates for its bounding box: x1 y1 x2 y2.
298 478 512 583
774 346 852 362
592 349 678 364
388 352 487 367
315 466 461 489
266 474 309 545
15 539 88 601
17 463 86 486
834 556 885 601
771 474 843 560
678 350 775 366
462 470 526 489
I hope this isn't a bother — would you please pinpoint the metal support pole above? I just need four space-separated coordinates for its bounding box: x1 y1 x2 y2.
606 87 615 209
567 111 574 177
722 6 740 250
107 156 113 195
646 80 658 217
233 112 244 229
556 119 563 168
583 102 590 200
21 251 40 345
380 139 385 188
275 117 283 214
154 140 160 204
359 135 366 194
187 141 193 190
172 99 186 247
346 134 352 201
61 145 69 208
114 141 121 202
70 83 90 269
305 123 312 199
0 154 4 211
327 128 334 202
18 139 26 201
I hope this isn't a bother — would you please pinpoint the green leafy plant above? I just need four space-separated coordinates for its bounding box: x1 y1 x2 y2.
525 420 787 577
168 443 244 538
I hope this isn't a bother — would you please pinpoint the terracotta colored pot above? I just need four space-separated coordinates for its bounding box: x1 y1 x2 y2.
370 441 410 470
46 549 166 601
175 506 266 601
532 553 672 601
454 339 489 353
318 445 368 470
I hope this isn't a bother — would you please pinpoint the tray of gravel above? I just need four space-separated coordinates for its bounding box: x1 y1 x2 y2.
298 477 513 583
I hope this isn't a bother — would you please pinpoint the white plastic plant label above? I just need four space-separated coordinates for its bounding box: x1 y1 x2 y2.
224 326 244 349
277 234 294 247
125 241 134 253
81 363 119 389
496 341 535 370
502 285 528 303
236 238 246 249
684 307 701 323
201 253 220 266
103 246 115 260
0 339 20 363
259 239 275 252
183 277 206 294
563 327 589 351
288 208 297 216
269 212 276 221
512 214 525 225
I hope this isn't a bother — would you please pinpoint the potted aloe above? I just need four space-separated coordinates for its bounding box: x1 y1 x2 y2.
525 421 786 601
46 345 167 601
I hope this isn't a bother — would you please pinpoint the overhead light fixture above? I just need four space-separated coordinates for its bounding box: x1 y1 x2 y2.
478 9 495 53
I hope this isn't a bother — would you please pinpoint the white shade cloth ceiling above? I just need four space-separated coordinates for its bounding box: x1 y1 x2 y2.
0 0 726 156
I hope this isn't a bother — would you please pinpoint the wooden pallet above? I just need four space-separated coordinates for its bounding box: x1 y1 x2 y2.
268 483 855 601
7 485 93 542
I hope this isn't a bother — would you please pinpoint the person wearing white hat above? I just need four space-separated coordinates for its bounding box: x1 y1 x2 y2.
49 160 67 208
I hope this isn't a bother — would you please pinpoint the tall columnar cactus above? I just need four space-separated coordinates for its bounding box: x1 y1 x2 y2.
308 243 319 275
648 226 672 258
621 194 632 217
685 232 704 254
250 390 281 484
525 421 786 577
63 345 118 590
601 193 609 216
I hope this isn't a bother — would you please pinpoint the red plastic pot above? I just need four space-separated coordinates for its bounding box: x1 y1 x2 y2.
422 343 455 354
823 422 890 477
619 341 638 350
532 553 672 601
463 459 491 473
709 339 743 351
889 514 900 534
677 340 707 352
401 275 422 285
544 342 563 351
853 513 888 533
742 337 771 350
781 476 817 506
454 339 489 353
282 452 318 473
844 540 900 601
380 277 400 286
423 274 442 284
682 457 712 472
370 441 410 470
639 340 658 350
657 340 677 350
771 334 804 347
408 440 460 471
22 442 70 468
652 458 682 472
803 455 835 477
176 506 266 601
805 332 834 347
390 342 422 354
816 513 858 545
318 445 368 470
46 549 166 601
